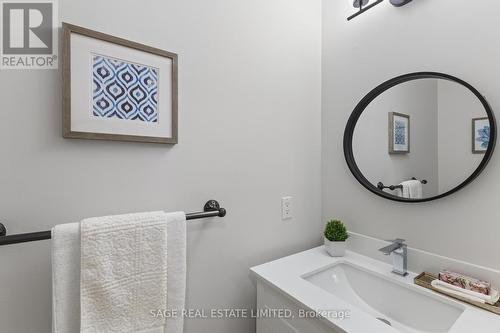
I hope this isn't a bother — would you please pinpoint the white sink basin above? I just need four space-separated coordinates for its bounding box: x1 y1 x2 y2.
304 261 464 333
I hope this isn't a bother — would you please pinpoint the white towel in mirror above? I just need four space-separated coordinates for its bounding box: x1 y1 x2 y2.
395 180 422 199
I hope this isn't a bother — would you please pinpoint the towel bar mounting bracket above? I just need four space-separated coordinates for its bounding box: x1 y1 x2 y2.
204 200 226 217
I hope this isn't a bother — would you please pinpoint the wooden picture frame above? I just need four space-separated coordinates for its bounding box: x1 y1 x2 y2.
389 112 410 154
472 117 490 154
62 22 178 144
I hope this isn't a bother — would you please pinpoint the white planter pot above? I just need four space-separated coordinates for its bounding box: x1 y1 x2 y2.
324 238 346 257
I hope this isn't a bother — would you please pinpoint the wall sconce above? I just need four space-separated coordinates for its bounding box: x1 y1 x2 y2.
347 0 384 21
347 0 413 21
390 0 413 7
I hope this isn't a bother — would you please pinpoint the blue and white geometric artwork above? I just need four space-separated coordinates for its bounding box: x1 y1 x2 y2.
394 120 406 145
92 55 159 123
473 117 490 154
64 25 178 144
389 112 410 154
476 126 490 148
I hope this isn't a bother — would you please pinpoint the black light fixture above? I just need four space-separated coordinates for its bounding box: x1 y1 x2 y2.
347 0 412 21
347 0 384 21
390 0 412 7
354 0 369 7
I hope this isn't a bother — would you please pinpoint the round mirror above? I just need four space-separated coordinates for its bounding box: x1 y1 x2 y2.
344 72 497 202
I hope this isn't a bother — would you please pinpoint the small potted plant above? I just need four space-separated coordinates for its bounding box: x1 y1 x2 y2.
324 220 348 257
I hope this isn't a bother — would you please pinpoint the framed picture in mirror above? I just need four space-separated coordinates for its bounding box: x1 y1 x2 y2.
389 112 410 154
472 117 490 154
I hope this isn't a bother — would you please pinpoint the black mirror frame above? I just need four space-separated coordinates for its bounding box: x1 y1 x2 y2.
343 72 497 203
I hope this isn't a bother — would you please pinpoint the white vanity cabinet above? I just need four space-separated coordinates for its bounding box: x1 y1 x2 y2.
256 281 341 333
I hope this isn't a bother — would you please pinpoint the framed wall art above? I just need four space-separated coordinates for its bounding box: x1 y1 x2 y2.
389 112 410 154
472 117 490 154
62 23 178 144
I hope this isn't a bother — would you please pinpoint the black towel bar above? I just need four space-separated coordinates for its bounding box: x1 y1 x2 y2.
0 200 226 246
377 178 428 191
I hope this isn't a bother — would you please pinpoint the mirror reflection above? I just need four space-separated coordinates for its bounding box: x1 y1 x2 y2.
352 78 492 200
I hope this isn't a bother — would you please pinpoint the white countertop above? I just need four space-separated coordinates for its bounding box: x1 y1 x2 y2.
250 247 500 333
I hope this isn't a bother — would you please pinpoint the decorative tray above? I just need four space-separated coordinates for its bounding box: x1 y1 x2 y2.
414 272 500 315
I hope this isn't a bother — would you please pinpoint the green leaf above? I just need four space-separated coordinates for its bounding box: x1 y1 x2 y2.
324 220 348 242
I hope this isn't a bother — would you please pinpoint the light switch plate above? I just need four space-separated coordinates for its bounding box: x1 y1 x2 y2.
281 196 293 220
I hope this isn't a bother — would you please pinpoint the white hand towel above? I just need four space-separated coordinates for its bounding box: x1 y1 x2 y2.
52 223 81 333
81 211 169 333
52 212 186 333
164 212 186 333
401 180 422 199
396 184 410 198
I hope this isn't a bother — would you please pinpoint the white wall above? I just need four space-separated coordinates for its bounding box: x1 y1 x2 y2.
322 0 500 279
353 80 439 197
0 1 322 332
437 80 487 193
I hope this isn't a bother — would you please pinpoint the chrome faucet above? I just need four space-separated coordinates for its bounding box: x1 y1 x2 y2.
378 239 408 276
